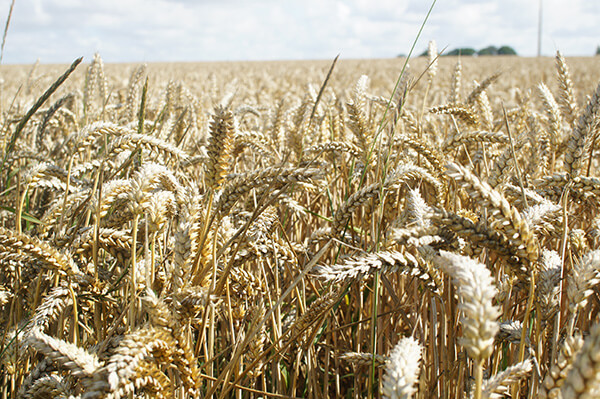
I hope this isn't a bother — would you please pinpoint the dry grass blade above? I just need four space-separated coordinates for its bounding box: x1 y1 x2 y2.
0 0 15 65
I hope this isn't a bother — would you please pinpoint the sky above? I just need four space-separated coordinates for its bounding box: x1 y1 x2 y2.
1 0 598 64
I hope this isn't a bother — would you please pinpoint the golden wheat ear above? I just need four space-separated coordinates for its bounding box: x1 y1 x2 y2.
340 351 388 368
555 51 578 127
84 326 177 398
204 105 235 190
106 132 189 165
315 250 440 293
465 72 502 106
83 52 107 120
394 135 445 178
565 250 600 334
120 64 147 123
26 328 100 379
445 162 539 267
346 75 373 157
480 359 533 399
564 81 600 175
435 250 501 399
283 289 339 351
19 372 70 399
435 250 500 363
560 322 600 398
214 165 322 215
535 249 561 322
448 58 462 104
430 104 479 127
382 336 422 399
540 334 584 399
430 208 523 264
443 130 508 153
537 82 563 151
0 227 81 277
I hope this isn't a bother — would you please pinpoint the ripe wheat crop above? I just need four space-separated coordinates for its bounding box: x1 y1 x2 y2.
1 50 600 398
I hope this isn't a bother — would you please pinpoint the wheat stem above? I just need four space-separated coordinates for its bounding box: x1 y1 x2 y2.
129 213 140 330
474 359 483 399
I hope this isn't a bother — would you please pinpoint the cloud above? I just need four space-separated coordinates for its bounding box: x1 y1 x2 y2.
0 0 598 64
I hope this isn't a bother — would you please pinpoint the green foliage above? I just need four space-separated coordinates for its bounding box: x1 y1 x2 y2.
497 46 517 55
478 46 498 56
437 45 518 56
446 48 477 56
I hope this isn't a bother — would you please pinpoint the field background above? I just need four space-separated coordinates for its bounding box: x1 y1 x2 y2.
2 55 600 398
4 56 599 107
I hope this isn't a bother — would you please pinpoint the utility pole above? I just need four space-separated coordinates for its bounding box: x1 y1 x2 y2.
537 0 543 56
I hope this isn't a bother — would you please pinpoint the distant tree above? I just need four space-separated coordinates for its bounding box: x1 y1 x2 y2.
478 46 498 56
417 45 516 57
497 46 517 55
596 46 600 55
446 48 476 56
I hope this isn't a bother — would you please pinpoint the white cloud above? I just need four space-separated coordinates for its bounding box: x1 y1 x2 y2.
0 0 597 64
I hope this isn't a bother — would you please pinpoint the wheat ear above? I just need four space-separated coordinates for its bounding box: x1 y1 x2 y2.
540 334 584 399
435 250 500 399
430 104 478 126
555 51 578 127
382 336 422 399
26 328 100 379
205 105 235 190
561 321 600 398
565 250 600 334
315 250 439 293
446 162 539 264
480 359 533 399
564 81 600 175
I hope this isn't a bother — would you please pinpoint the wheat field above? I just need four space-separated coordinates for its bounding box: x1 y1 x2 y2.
1 51 600 398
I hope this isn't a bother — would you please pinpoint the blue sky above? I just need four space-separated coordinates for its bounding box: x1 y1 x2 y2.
1 0 599 64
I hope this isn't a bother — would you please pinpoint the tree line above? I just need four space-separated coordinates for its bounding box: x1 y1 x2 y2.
416 45 518 57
